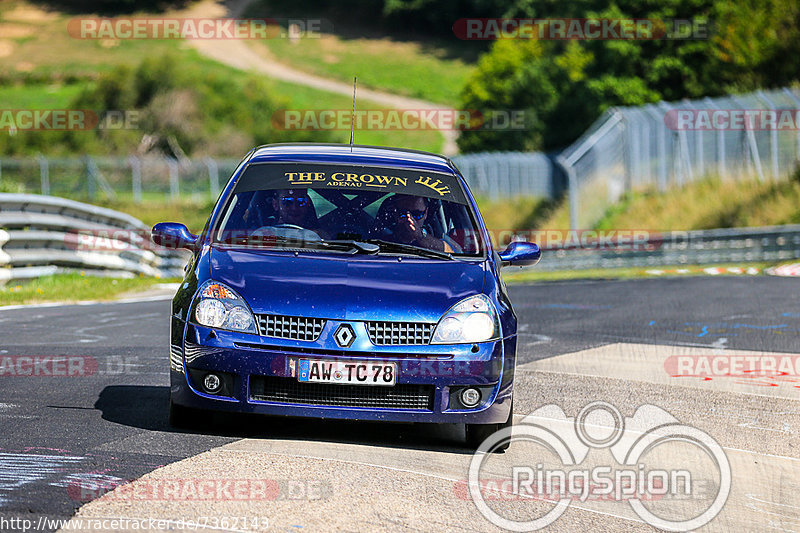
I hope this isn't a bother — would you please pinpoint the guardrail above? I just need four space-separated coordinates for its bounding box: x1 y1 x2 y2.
533 225 800 271
0 193 188 283
3 193 798 281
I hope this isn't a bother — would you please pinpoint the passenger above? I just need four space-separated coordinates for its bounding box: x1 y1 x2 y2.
379 194 453 252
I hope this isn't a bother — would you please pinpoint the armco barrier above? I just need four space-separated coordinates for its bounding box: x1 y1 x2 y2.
533 225 800 271
2 193 799 280
0 193 188 283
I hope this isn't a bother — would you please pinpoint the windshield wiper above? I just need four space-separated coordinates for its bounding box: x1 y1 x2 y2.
323 240 381 254
362 239 455 260
217 235 360 253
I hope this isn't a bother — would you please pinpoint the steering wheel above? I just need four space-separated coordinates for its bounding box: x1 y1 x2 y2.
274 223 306 231
254 224 322 242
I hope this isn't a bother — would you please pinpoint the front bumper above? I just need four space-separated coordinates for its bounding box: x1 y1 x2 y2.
170 319 515 425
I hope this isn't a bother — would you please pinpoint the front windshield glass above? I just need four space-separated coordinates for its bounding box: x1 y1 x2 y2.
213 162 484 257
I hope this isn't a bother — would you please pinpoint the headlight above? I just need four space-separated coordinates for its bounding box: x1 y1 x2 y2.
431 294 500 344
191 281 257 334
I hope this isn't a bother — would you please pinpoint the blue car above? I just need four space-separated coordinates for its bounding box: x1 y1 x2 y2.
152 143 540 449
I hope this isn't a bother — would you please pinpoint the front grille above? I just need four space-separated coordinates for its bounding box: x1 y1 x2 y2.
257 314 326 341
366 321 435 345
250 376 435 410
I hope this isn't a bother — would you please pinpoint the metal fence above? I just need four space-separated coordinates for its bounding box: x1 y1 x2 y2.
451 152 563 200
0 152 559 203
537 225 800 271
558 87 800 228
0 156 241 202
1 87 799 226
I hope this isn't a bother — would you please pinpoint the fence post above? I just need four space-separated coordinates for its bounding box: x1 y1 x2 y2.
646 105 667 190
758 90 780 180
782 88 800 164
84 155 94 199
168 158 179 201
622 112 633 190
205 157 219 199
129 155 142 203
37 155 50 195
557 155 579 230
678 129 693 185
732 96 765 182
691 100 704 178
704 98 725 178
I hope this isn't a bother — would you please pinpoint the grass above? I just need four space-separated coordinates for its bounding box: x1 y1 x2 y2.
0 2 191 77
0 1 447 154
0 273 181 306
245 35 473 106
0 82 88 108
534 172 800 232
502 262 776 284
474 195 560 236
240 0 480 106
593 175 800 231
93 196 215 231
266 77 445 153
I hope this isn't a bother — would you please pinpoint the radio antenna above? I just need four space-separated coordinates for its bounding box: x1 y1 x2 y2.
350 76 357 152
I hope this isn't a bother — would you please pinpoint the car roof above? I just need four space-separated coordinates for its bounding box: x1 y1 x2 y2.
247 143 458 175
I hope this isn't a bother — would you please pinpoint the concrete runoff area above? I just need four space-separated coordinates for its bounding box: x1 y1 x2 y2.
59 343 800 532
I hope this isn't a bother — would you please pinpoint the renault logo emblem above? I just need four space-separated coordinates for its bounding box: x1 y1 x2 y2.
333 324 356 347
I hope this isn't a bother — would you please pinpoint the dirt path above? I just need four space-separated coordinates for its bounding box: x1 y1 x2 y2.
182 0 459 155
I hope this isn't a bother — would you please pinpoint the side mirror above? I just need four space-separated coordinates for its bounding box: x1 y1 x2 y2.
498 241 541 268
152 222 198 250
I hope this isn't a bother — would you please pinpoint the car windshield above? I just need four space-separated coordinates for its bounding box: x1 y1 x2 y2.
213 162 484 257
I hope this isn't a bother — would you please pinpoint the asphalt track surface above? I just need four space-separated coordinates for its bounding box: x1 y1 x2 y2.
0 276 798 532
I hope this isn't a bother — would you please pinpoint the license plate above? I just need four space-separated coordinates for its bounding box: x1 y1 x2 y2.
297 359 396 386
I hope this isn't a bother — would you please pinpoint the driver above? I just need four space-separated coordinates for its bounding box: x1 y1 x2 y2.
272 189 318 229
381 194 453 252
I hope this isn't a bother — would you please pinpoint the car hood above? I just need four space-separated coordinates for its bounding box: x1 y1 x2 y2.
209 247 486 322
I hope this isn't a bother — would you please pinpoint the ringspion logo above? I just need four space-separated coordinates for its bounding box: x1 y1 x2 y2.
468 401 730 531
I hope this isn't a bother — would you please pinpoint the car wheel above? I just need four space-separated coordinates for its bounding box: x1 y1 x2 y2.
169 399 202 428
465 400 513 452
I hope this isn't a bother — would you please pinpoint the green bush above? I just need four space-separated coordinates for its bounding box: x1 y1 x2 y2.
457 0 800 153
0 53 334 157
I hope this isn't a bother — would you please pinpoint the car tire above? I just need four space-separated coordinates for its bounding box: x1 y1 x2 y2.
169 399 202 428
465 399 513 452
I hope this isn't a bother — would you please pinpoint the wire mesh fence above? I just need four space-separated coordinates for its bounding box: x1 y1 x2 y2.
0 152 561 204
1 86 799 225
0 156 241 203
559 87 800 228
